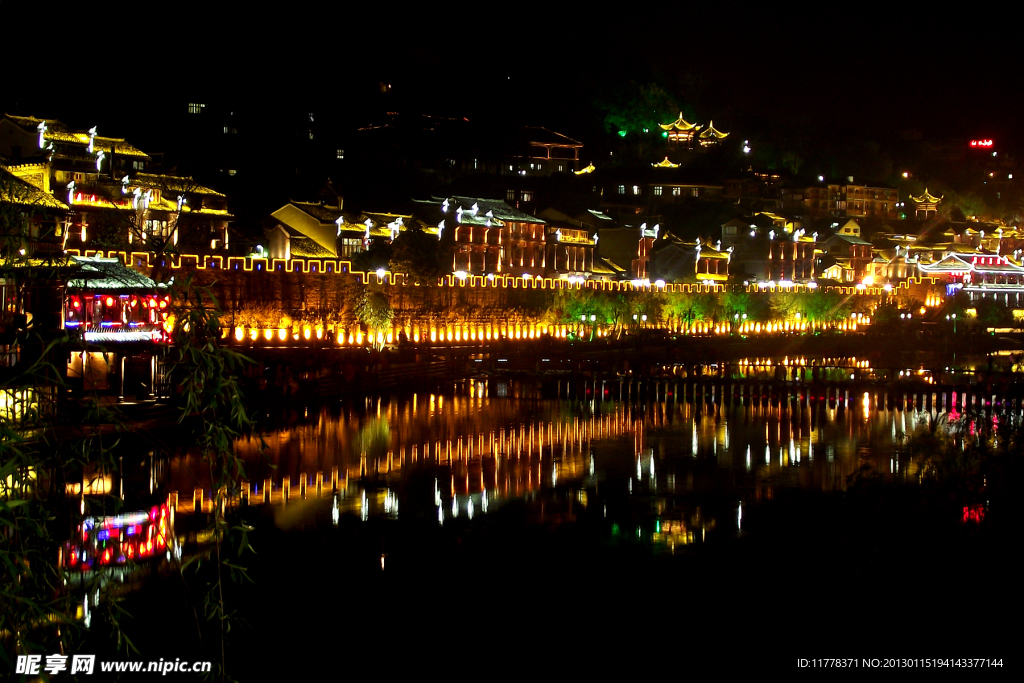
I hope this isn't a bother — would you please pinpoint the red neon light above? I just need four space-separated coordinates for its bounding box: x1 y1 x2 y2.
962 505 985 523
970 139 994 147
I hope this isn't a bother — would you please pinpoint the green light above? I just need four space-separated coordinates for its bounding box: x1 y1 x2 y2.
655 520 661 533
662 132 668 138
643 128 649 133
618 130 627 137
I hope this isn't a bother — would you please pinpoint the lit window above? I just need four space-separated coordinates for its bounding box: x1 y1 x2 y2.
654 186 663 196
691 187 699 197
188 103 205 114
337 149 345 160
558 164 564 172
521 191 533 202
671 187 681 196
507 189 515 201
223 126 237 135
618 185 625 195
228 170 237 177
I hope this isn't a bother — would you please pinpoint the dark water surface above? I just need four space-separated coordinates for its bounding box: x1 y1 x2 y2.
112 380 1018 676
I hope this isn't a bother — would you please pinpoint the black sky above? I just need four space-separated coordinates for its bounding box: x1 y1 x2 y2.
3 2 1021 145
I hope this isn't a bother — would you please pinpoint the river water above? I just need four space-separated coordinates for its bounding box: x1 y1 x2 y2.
156 378 953 538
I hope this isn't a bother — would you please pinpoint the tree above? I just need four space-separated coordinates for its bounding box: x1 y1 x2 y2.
350 238 393 273
389 226 446 284
355 287 395 351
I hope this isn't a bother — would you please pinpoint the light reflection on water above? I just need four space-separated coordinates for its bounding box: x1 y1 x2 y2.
157 382 961 542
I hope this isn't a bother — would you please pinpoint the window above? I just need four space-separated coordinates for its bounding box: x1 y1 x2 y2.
558 164 564 172
691 187 699 197
618 185 625 195
228 170 237 177
308 113 315 123
337 149 345 160
654 186 663 196
223 126 237 135
132 160 144 171
507 189 516 201
473 158 478 170
188 103 205 114
671 187 681 197
521 190 533 202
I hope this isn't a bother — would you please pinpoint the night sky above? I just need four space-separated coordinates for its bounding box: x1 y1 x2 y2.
3 3 1020 150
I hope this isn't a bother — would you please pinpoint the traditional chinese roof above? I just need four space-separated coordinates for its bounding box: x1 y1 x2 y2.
591 256 627 275
132 174 224 196
526 127 582 147
90 137 149 158
698 121 729 140
5 115 81 143
0 165 68 209
659 113 700 132
289 237 336 258
289 200 345 224
826 232 872 247
416 196 545 226
67 255 165 292
910 188 943 204
573 163 596 175
652 157 679 168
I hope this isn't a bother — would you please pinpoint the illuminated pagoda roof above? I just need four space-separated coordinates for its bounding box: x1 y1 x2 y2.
698 121 729 140
910 188 943 205
66 255 166 292
652 157 679 168
574 163 596 175
658 113 701 132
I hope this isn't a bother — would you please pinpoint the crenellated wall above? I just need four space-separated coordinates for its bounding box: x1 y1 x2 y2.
68 250 947 335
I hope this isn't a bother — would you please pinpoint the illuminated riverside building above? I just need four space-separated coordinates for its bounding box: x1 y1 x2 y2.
723 214 817 284
0 115 231 253
650 233 730 284
62 256 169 398
818 220 873 283
780 180 899 219
919 253 1024 304
411 195 547 277
265 200 423 260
